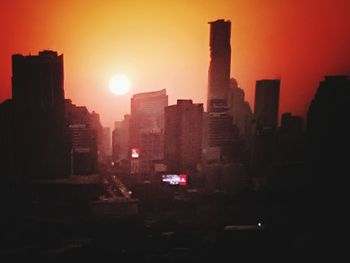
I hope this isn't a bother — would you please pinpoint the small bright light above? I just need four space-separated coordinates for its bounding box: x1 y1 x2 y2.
109 74 130 95
258 222 262 227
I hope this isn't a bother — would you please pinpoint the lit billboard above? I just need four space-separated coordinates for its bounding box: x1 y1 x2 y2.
131 148 140 159
162 174 187 186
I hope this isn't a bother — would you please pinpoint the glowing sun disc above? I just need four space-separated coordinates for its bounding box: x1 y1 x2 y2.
109 74 130 95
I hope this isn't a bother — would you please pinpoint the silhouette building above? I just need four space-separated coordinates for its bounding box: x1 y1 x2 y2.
281 112 303 133
129 89 168 176
11 50 70 179
307 75 350 181
65 99 98 175
277 112 304 164
205 19 241 161
164 100 203 174
100 127 111 163
112 114 130 171
227 78 253 149
254 79 280 128
0 100 15 179
251 79 280 188
207 19 231 111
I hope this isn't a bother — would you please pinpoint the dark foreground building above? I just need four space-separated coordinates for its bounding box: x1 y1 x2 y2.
307 75 350 186
12 50 70 180
251 79 280 188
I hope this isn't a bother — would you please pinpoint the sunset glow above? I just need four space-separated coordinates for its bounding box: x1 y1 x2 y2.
0 0 350 128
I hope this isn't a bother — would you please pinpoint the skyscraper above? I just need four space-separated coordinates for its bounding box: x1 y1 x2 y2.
65 99 98 175
12 50 70 179
227 78 253 148
307 76 350 176
129 89 168 175
164 100 203 173
254 79 280 128
206 19 241 161
112 114 130 166
207 19 231 112
251 79 280 189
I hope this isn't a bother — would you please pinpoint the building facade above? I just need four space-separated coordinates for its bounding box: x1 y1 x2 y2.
129 89 168 175
65 99 98 175
164 100 203 174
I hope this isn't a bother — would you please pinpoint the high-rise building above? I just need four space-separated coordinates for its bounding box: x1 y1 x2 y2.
112 114 130 166
164 100 203 173
65 99 98 175
307 75 350 176
100 127 111 163
277 112 304 164
251 79 280 189
129 89 168 175
206 20 242 161
254 79 280 128
12 50 70 179
306 75 350 219
227 78 253 148
207 19 231 111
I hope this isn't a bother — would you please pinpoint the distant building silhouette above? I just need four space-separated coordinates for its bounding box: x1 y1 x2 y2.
251 79 280 189
90 111 111 164
129 89 168 176
205 19 242 162
164 100 203 174
65 99 98 175
112 114 130 172
207 102 239 150
277 112 304 164
11 50 70 179
100 127 111 163
280 112 303 133
254 79 280 128
207 19 231 111
227 78 253 149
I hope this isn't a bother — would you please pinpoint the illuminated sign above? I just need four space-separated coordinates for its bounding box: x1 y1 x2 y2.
179 174 187 186
131 148 140 159
162 174 188 186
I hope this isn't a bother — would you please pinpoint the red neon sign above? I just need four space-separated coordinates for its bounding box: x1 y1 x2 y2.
131 148 140 158
179 174 187 186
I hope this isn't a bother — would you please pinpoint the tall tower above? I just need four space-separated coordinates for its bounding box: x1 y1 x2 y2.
207 19 231 112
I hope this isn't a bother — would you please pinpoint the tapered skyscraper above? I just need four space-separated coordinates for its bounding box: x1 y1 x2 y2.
207 19 231 112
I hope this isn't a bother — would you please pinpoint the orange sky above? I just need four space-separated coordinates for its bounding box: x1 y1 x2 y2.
1 0 350 128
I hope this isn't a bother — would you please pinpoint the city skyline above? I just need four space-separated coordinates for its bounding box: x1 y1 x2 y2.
1 0 350 128
1 1 349 258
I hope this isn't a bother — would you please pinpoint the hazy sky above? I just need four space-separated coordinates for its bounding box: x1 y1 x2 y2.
1 0 350 128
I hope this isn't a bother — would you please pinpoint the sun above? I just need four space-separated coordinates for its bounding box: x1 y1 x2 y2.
109 74 130 95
